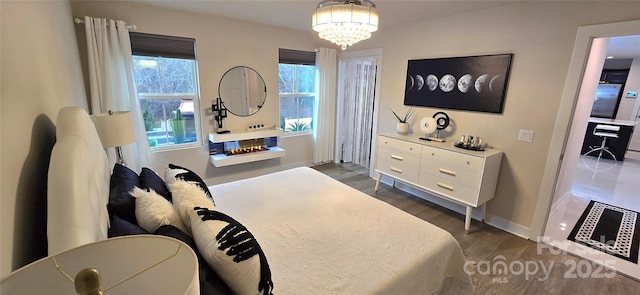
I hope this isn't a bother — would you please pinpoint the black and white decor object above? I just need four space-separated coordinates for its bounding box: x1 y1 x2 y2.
212 97 229 134
568 201 640 263
420 112 450 142
454 135 486 151
404 54 513 113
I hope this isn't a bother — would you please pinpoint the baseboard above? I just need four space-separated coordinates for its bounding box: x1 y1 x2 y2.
381 178 532 239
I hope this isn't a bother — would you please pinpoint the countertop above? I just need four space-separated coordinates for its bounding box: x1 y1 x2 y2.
588 117 638 126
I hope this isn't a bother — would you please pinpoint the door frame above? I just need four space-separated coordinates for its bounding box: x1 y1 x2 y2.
335 48 383 177
531 20 640 240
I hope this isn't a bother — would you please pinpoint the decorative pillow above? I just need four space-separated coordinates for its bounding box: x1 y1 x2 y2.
109 164 140 225
165 163 215 205
108 215 148 237
170 181 273 295
155 225 233 295
140 167 172 201
129 187 187 234
166 178 217 236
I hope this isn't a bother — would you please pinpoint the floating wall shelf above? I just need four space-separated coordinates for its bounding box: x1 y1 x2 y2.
208 129 285 167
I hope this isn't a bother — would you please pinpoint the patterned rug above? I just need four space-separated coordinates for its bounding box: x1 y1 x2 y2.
568 201 640 264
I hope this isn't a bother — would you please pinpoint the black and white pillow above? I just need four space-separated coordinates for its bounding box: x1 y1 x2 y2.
164 163 214 205
170 179 273 295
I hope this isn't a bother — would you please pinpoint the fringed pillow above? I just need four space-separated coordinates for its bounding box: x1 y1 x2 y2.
129 187 187 234
164 163 215 205
170 180 273 295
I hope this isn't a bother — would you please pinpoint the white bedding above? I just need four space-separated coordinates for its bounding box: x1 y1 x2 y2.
210 167 473 294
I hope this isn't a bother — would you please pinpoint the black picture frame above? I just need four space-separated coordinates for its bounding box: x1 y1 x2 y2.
403 54 513 113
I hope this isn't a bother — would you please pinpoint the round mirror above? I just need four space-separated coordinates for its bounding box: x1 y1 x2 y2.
218 66 267 117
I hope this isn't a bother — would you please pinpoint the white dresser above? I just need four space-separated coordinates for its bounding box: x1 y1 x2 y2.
374 133 503 234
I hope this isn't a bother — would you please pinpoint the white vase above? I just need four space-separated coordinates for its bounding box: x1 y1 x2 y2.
396 122 409 134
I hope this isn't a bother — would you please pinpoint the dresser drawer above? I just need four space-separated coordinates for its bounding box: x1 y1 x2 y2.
420 159 482 188
377 147 421 169
418 172 479 206
377 135 422 156
421 145 484 171
376 159 420 184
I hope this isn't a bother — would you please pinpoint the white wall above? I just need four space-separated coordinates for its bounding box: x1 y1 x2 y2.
1 0 88 277
70 1 324 184
617 57 640 121
355 1 640 235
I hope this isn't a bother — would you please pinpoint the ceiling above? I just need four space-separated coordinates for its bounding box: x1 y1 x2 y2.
131 0 639 58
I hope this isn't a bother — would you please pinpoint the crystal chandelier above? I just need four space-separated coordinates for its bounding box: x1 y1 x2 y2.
312 0 379 50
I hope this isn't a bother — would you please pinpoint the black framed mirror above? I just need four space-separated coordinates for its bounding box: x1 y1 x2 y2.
218 66 267 117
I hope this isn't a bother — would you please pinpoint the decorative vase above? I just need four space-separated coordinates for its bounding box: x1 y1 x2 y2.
396 122 409 134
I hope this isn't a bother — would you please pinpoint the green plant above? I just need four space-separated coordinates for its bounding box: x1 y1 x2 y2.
171 109 186 144
388 107 413 123
286 121 311 132
142 105 154 131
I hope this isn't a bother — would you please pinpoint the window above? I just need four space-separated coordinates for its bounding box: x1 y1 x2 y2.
278 49 316 133
130 32 201 149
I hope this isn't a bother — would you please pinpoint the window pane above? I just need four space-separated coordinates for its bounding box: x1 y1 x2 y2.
140 98 196 147
295 65 315 93
278 64 295 93
280 96 314 132
133 56 161 94
159 58 195 94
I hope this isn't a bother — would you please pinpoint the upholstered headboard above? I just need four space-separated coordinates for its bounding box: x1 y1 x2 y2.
47 106 111 255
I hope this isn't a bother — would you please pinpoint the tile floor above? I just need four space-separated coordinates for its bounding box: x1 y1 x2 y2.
544 154 640 280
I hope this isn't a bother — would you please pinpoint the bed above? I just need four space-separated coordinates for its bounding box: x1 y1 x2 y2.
45 106 473 294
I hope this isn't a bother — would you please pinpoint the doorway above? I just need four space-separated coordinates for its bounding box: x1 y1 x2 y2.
535 22 640 280
335 49 383 171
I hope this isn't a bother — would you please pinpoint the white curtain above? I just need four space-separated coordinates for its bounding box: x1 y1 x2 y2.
84 16 152 172
337 56 377 167
313 48 338 164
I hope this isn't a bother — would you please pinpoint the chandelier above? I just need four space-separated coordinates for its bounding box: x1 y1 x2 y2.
312 0 379 50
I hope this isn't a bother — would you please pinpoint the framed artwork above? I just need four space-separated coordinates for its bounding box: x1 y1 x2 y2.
403 54 513 113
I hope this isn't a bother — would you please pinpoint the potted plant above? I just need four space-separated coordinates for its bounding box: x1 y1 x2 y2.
389 107 413 134
171 109 186 144
142 105 154 131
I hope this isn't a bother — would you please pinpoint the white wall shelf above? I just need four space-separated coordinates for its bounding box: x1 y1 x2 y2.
208 129 283 143
208 129 285 167
209 147 285 167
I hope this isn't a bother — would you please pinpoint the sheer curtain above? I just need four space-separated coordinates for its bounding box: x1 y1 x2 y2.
336 56 377 167
84 16 152 172
313 47 338 164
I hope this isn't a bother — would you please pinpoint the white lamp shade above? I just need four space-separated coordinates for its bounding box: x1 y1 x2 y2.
0 235 199 294
91 111 136 148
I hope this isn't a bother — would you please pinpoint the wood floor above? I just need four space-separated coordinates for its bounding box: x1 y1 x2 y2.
312 163 640 294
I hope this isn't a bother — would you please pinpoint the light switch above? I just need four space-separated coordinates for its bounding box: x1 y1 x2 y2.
518 129 534 142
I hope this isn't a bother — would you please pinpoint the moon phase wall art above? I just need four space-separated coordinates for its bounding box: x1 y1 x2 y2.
403 54 513 113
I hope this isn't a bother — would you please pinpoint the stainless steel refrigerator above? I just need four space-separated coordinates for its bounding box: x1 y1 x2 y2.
590 83 623 118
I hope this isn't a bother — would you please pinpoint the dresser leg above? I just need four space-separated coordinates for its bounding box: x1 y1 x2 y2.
464 206 472 234
481 204 487 223
374 173 382 193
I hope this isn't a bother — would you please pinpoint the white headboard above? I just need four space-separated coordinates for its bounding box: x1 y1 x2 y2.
47 106 111 255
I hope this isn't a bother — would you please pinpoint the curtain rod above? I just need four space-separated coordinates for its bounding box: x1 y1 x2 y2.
73 17 137 30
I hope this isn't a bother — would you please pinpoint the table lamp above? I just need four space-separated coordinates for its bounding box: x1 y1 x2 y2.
91 110 136 166
0 235 199 294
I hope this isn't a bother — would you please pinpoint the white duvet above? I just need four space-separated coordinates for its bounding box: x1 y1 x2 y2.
210 167 473 294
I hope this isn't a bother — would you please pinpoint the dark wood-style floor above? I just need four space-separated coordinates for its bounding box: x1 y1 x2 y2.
312 163 640 294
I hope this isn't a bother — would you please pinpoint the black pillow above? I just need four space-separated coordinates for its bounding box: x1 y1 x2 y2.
166 163 214 204
155 225 233 295
108 164 140 225
108 215 148 237
140 167 172 202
